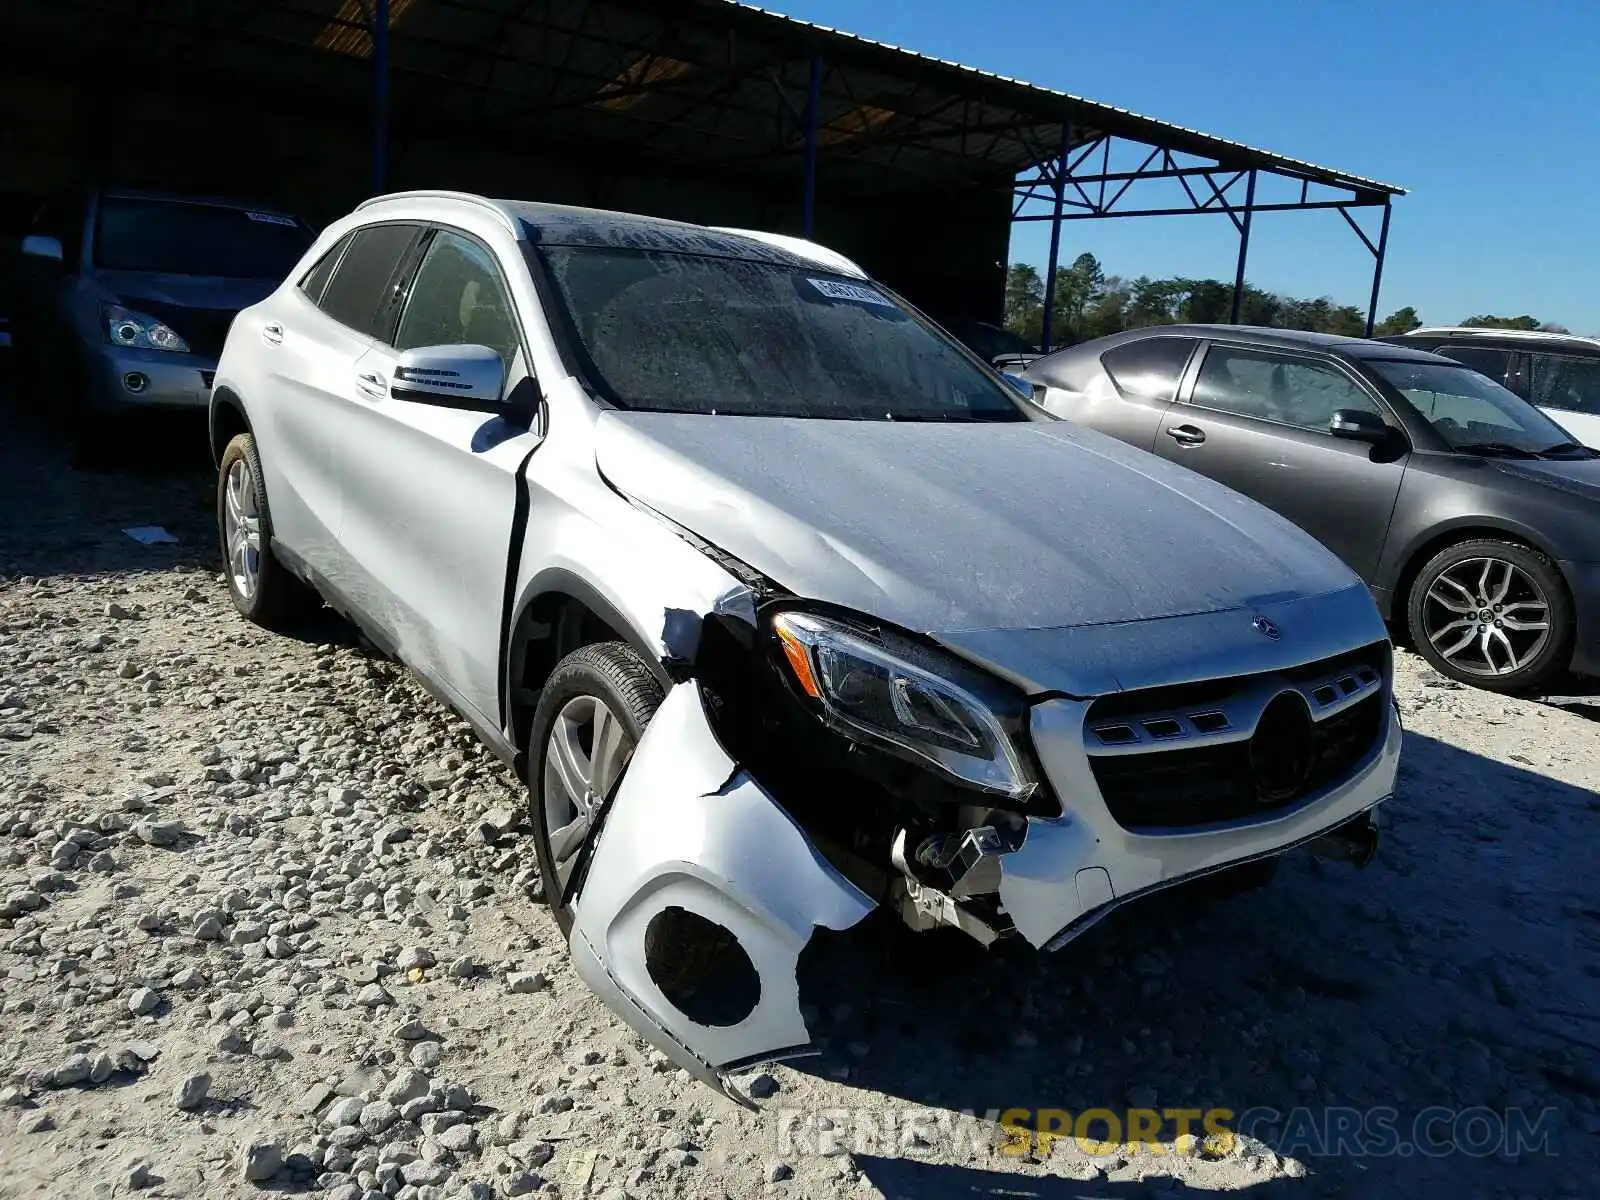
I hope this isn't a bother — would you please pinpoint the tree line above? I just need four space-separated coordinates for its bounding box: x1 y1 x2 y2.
1003 254 1571 347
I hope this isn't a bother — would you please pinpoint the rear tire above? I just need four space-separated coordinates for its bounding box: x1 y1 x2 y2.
216 431 320 628
526 642 663 938
1405 539 1571 693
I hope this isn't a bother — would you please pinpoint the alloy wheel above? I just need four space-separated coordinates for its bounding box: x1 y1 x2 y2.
1421 556 1551 678
223 458 262 602
541 694 636 896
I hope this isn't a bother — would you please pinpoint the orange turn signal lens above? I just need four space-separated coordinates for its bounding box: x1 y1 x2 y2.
775 622 822 699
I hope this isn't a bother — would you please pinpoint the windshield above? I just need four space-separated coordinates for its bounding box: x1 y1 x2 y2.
95 197 314 278
533 246 1026 421
1370 359 1581 456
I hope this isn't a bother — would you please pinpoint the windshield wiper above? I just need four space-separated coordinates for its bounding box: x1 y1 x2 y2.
1453 441 1540 459
1535 440 1598 458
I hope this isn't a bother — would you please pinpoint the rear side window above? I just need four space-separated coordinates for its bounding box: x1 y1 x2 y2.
298 235 350 306
1100 337 1196 403
1435 344 1511 384
314 223 418 340
1529 353 1600 416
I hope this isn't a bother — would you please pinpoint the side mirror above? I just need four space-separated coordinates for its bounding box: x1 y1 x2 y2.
391 343 505 411
20 235 63 264
1329 408 1390 443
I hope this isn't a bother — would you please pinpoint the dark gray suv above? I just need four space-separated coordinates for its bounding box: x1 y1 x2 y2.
13 188 313 462
1022 325 1600 692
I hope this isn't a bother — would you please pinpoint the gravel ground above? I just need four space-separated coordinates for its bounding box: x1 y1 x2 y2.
1 400 1597 1200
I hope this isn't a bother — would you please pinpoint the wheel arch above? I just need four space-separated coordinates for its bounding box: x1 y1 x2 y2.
505 569 676 774
1391 522 1571 640
209 386 252 468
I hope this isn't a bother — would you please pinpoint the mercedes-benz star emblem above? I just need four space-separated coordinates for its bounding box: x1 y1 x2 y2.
1250 691 1315 804
1252 615 1282 640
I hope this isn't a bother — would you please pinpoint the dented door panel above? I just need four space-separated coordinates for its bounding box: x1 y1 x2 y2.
570 683 875 1095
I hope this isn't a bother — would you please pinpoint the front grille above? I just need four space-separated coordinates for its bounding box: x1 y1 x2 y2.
133 301 237 359
1088 690 1386 831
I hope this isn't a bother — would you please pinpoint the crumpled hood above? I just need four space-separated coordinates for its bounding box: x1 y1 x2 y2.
94 270 279 313
595 412 1362 642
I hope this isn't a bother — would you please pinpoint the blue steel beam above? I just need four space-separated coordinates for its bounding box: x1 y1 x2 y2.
372 0 390 194
801 52 822 238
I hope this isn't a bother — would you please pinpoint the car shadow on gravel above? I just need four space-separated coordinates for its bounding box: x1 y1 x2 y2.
791 732 1596 1197
0 392 217 579
853 1157 1307 1198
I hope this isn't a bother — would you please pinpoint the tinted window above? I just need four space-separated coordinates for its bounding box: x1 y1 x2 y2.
33 192 87 267
1529 353 1600 416
395 231 520 369
534 246 1025 421
315 224 418 340
1191 346 1384 431
1436 344 1511 384
298 235 350 305
1100 337 1196 403
1370 359 1571 453
94 197 313 278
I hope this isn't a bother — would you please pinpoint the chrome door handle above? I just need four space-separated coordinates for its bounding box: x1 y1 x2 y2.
356 370 387 399
261 322 284 346
1166 423 1207 446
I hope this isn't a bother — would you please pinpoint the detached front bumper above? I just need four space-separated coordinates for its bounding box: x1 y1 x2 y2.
83 343 216 412
567 660 1400 1097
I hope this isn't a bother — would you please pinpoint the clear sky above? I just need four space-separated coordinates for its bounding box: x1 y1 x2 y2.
764 0 1600 333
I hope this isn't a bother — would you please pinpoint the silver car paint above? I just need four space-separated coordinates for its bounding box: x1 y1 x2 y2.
569 682 875 1103
214 192 1401 1093
594 410 1360 639
1004 677 1400 948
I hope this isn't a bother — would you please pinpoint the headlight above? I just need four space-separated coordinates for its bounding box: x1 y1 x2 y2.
104 305 189 353
772 611 1033 800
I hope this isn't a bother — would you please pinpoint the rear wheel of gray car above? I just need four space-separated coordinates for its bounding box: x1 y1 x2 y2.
1406 539 1572 693
216 432 320 628
528 642 663 937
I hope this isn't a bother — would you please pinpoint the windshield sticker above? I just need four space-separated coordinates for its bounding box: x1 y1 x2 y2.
246 211 298 226
807 277 896 308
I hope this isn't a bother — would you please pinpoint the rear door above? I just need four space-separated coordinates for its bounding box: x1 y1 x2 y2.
251 222 422 581
333 225 544 729
1153 341 1407 579
1031 335 1197 451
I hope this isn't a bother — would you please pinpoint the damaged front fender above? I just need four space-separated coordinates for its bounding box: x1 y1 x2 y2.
569 682 875 1102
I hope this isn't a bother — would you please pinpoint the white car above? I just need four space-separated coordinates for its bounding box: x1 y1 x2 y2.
209 191 1401 1100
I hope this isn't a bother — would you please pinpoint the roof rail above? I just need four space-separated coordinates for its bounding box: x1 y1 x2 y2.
354 190 517 233
1408 326 1600 346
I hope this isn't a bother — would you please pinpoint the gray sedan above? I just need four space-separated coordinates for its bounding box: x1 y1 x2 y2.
1022 326 1600 693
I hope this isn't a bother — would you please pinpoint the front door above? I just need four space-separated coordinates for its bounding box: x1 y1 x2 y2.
332 227 543 729
1154 342 1407 580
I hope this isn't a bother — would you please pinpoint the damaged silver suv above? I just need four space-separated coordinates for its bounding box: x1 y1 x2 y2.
209 192 1401 1100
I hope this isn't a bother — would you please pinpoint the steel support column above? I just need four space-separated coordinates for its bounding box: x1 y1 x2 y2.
801 53 822 238
1040 123 1071 352
1364 200 1393 337
1229 169 1257 324
372 0 390 195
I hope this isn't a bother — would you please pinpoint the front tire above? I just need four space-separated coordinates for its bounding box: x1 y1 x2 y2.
216 432 319 628
1406 539 1572 693
526 642 663 937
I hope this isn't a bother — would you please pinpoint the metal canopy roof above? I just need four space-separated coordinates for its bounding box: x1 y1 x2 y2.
2 0 1403 203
